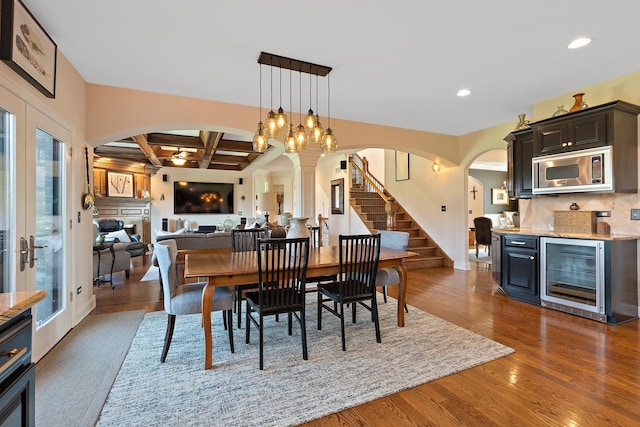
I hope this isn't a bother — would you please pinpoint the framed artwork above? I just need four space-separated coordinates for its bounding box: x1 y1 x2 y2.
491 188 509 205
107 171 134 198
0 0 57 97
395 151 409 181
331 178 344 215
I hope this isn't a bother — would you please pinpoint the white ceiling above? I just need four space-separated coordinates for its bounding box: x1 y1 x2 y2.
24 1 640 136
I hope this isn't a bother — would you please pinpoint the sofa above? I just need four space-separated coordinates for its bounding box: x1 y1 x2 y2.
94 218 148 258
156 232 233 251
93 224 131 280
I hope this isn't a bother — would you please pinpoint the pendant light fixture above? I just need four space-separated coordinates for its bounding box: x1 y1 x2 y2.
312 74 324 143
305 72 316 129
284 63 298 153
320 73 338 154
256 52 333 153
263 57 279 138
253 63 269 153
294 69 309 150
275 64 288 130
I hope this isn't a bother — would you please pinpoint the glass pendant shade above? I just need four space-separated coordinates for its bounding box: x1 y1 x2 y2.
284 124 297 153
312 116 324 142
253 122 269 153
295 124 309 150
276 107 288 129
264 111 279 138
320 128 337 153
305 109 316 128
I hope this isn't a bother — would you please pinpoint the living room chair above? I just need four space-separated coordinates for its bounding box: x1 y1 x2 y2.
94 218 148 259
92 223 131 284
155 239 234 362
245 237 310 370
317 234 381 351
376 230 410 313
231 228 267 328
473 216 492 257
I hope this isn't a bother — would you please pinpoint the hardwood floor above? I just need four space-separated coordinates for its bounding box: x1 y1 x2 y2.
94 256 640 426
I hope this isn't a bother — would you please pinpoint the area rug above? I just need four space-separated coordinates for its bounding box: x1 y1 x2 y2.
97 298 513 426
36 310 145 427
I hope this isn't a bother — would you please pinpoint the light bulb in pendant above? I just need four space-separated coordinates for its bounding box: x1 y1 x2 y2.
284 124 297 153
264 110 279 138
320 128 337 154
253 121 269 153
295 124 308 149
305 109 316 129
312 116 324 143
276 107 288 130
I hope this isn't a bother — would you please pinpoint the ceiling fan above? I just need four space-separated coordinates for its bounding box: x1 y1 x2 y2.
157 146 205 166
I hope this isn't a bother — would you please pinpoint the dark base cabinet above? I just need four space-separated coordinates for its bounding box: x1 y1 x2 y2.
604 240 638 324
502 234 540 305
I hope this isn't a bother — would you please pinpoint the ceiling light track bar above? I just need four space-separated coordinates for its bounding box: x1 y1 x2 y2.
258 52 332 77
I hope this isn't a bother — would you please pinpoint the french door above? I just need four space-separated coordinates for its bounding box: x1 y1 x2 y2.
0 85 71 361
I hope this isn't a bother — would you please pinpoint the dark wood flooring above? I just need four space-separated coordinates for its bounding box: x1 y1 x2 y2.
94 255 640 426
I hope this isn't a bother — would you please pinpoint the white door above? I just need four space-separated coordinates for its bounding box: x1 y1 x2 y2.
0 85 72 361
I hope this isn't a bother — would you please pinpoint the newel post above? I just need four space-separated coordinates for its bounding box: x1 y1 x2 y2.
385 197 397 230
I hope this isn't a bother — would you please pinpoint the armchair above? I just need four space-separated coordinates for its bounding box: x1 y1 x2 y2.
93 218 148 258
93 224 131 284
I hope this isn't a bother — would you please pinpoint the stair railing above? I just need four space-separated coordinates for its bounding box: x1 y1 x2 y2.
349 154 398 230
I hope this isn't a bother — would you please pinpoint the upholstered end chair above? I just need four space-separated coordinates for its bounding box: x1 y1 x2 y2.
375 230 410 312
93 224 131 280
94 218 148 258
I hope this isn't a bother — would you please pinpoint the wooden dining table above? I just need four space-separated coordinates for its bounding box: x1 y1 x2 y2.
184 245 417 370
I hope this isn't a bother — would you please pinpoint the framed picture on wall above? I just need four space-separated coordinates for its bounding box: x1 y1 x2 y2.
107 171 134 197
491 188 509 205
0 0 57 97
395 151 409 181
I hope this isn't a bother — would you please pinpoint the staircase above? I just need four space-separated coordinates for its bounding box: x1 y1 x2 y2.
349 155 453 270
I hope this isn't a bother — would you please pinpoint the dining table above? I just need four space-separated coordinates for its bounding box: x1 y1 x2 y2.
184 245 417 370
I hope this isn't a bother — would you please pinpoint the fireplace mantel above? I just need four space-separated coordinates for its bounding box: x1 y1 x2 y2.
94 197 151 242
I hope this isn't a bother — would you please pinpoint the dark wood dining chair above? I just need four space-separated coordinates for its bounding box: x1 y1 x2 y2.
317 233 381 351
231 228 268 328
473 216 492 257
245 237 310 370
155 239 234 362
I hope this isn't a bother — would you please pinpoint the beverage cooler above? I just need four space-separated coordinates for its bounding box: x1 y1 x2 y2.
540 237 605 322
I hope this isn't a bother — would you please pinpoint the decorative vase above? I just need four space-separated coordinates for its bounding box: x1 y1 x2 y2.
552 105 568 117
570 202 579 211
515 113 530 131
286 217 311 239
570 93 585 112
176 218 184 230
223 217 235 231
279 212 292 226
95 234 105 245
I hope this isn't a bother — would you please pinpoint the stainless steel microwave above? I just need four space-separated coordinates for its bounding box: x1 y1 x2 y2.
532 146 613 195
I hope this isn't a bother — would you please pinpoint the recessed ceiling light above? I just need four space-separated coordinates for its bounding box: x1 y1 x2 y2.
457 89 471 97
568 37 592 49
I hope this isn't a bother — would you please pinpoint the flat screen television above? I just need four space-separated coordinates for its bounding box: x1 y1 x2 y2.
174 181 234 214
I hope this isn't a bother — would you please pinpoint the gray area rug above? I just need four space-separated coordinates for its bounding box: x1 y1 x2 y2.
97 298 514 426
35 310 145 427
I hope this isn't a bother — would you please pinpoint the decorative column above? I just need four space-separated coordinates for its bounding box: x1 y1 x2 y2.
287 146 322 220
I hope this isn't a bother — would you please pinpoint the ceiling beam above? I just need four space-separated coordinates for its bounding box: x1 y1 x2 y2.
146 133 205 148
199 131 222 169
131 134 163 167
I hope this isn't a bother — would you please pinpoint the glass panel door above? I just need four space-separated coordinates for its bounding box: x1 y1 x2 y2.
26 106 71 361
0 107 13 293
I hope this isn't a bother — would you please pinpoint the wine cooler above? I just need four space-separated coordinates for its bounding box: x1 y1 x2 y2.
540 237 606 322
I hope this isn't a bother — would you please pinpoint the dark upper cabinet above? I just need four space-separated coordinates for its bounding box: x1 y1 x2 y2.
534 111 606 156
505 129 534 199
505 100 640 197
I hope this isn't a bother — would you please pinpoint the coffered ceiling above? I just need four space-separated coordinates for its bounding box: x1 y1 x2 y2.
24 1 640 170
94 130 261 172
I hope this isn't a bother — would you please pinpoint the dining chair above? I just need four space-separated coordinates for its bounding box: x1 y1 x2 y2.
245 237 310 370
317 233 381 351
376 230 410 313
155 239 234 362
473 216 492 257
231 228 268 328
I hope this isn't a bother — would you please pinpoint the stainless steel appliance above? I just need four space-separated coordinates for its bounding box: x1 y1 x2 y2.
532 146 613 194
540 237 605 322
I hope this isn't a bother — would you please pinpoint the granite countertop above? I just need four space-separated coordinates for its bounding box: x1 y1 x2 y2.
492 228 640 241
0 290 46 325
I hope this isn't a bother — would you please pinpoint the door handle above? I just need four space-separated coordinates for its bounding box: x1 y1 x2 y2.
19 237 29 271
29 235 48 269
